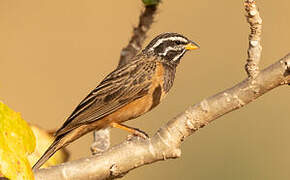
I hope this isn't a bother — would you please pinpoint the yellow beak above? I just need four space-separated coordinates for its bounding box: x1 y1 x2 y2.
185 42 200 50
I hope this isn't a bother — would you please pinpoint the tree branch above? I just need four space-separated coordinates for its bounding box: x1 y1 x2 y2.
244 0 263 78
33 0 290 179
34 53 290 180
117 4 158 68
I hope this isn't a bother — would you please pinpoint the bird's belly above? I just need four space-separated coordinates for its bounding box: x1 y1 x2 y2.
104 89 167 126
104 94 155 124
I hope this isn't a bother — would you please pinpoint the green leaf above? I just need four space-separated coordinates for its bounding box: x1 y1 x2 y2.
142 0 160 6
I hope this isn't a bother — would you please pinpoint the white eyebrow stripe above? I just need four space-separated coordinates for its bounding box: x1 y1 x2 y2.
150 36 188 51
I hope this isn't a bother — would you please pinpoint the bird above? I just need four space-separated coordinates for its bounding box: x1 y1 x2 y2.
32 32 199 170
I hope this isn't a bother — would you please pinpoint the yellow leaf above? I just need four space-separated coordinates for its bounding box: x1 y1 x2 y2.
0 101 36 180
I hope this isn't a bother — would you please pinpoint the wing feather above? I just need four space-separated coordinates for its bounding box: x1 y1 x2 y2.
55 58 156 136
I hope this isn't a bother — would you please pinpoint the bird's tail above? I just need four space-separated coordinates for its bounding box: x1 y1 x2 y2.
32 125 91 170
32 136 63 170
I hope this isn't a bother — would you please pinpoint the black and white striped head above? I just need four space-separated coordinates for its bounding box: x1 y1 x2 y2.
144 32 199 64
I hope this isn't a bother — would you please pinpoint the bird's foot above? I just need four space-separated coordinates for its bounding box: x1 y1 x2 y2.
131 127 149 139
111 122 149 139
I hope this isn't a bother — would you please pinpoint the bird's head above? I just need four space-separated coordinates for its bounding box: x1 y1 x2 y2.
143 32 199 65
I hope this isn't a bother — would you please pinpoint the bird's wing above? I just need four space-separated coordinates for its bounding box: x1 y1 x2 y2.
55 58 156 136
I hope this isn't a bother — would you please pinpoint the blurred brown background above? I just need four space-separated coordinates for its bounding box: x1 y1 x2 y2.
1 0 289 179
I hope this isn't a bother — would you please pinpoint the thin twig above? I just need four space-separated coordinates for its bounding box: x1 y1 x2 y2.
91 129 110 155
244 0 263 78
118 5 158 68
34 53 290 180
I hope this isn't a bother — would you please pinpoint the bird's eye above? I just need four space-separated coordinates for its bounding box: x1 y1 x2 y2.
175 41 181 45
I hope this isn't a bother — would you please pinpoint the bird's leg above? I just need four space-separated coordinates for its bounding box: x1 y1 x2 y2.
110 122 149 139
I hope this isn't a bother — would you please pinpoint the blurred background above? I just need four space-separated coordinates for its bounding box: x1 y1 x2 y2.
0 0 289 179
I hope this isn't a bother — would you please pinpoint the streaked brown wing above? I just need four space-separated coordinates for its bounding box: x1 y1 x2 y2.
55 57 156 136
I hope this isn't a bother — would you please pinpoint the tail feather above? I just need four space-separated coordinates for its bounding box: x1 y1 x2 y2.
33 125 90 170
32 138 61 170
